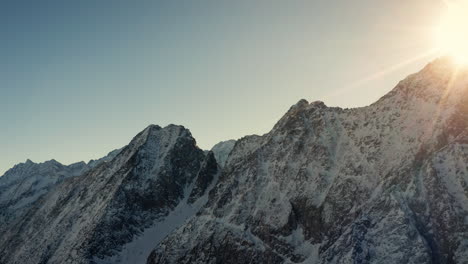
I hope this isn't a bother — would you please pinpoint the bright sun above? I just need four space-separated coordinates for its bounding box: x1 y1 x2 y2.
437 0 468 64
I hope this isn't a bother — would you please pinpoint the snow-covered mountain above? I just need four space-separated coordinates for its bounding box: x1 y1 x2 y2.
0 159 87 230
0 58 467 264
211 140 236 167
0 149 121 232
87 149 123 168
147 58 468 263
0 125 218 264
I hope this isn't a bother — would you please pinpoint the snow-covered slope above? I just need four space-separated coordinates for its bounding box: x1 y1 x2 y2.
87 148 123 168
211 140 236 167
0 149 121 232
148 58 468 264
0 125 218 264
0 159 88 230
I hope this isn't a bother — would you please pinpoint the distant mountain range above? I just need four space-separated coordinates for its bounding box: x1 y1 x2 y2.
1 58 467 264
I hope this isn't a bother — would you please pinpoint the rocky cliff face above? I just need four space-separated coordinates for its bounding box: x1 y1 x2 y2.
147 58 468 264
0 125 218 264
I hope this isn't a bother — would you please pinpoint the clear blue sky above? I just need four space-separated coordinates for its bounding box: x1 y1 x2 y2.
1 0 445 174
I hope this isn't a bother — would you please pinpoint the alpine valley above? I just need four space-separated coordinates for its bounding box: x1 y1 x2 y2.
1 58 467 264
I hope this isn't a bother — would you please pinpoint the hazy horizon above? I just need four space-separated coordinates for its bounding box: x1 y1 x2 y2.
2 0 446 175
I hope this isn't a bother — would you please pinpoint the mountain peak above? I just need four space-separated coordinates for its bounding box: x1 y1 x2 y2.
417 56 468 83
147 60 468 264
2 58 468 264
143 124 162 132
310 100 327 108
294 99 309 108
140 124 189 139
211 139 237 167
44 159 62 166
373 57 468 110
291 99 327 111
423 56 468 74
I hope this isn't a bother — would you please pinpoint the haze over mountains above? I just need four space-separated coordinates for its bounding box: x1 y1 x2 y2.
0 58 467 263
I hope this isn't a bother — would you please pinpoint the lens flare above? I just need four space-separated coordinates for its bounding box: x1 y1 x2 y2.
437 0 468 64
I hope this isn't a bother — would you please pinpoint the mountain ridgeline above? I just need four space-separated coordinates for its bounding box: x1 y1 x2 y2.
0 58 467 264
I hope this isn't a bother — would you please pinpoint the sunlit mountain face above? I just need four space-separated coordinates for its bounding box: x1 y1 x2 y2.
2 1 468 264
1 58 467 264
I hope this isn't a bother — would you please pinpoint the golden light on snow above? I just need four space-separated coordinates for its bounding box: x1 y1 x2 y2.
437 0 468 64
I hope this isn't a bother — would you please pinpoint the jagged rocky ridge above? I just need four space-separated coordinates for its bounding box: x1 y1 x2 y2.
0 58 467 264
0 148 122 232
0 125 219 264
147 58 468 263
0 159 88 230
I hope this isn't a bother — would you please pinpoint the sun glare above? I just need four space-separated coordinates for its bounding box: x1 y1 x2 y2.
437 0 468 64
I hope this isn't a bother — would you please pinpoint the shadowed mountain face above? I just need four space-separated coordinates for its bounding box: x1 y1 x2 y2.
0 159 88 230
0 148 122 232
0 58 467 264
147 59 468 264
210 140 236 168
0 125 219 264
